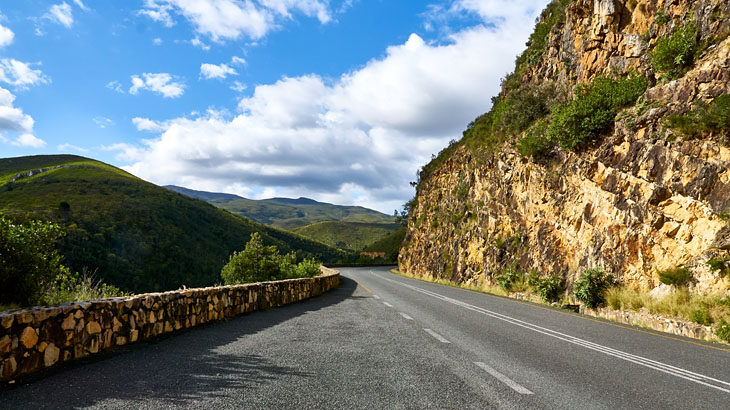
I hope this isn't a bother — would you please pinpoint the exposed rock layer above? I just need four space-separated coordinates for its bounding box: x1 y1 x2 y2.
399 0 730 295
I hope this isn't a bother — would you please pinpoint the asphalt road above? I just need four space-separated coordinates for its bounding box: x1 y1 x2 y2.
2 267 729 409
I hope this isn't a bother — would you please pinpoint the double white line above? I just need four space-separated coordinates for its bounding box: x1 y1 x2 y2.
380 276 730 394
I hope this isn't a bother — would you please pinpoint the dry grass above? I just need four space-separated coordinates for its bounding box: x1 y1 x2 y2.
604 286 730 326
390 269 509 296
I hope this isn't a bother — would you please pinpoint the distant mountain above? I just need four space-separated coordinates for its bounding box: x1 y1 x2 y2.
164 185 243 202
0 155 350 293
166 185 395 230
292 221 401 251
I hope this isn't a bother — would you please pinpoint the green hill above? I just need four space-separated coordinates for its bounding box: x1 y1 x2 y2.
165 185 395 230
362 225 407 263
292 221 401 251
0 155 350 293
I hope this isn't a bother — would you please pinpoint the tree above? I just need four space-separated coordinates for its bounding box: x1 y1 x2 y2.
0 217 66 306
221 232 283 284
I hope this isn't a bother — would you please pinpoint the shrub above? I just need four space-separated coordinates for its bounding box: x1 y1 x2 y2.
221 233 321 284
651 20 697 79
530 273 565 303
41 270 127 306
573 268 615 308
691 307 713 326
0 217 66 306
517 119 553 158
515 0 571 68
665 94 730 141
495 266 525 292
548 75 647 150
658 266 693 287
706 256 729 277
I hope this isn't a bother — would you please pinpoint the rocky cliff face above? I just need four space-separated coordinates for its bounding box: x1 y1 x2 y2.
399 0 730 295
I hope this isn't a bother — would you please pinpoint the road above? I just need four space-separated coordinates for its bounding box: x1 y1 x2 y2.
1 267 729 409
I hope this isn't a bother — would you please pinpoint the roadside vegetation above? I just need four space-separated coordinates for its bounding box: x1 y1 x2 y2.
0 217 125 311
221 233 322 284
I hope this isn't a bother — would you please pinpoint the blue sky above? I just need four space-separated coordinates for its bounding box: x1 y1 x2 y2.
0 0 547 212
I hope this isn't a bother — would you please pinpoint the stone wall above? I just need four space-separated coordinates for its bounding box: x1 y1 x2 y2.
0 268 339 382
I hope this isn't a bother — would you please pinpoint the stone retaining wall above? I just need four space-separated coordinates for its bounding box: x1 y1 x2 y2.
0 268 339 382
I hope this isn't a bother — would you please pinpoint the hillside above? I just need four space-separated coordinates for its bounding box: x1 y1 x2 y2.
362 225 406 263
165 185 394 230
292 221 401 251
0 155 349 293
400 0 730 296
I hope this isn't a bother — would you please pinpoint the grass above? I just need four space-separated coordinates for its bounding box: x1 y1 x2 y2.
0 154 351 295
605 287 730 329
363 225 407 263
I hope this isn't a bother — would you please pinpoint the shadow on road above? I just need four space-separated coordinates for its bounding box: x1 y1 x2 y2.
1 277 358 408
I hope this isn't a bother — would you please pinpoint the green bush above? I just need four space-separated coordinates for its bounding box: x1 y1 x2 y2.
658 266 693 287
530 273 565 303
691 307 713 326
515 0 571 68
666 94 730 141
41 270 127 306
517 119 553 158
651 20 697 79
706 256 729 277
548 75 648 150
495 266 523 292
573 268 615 308
0 217 66 306
221 232 321 284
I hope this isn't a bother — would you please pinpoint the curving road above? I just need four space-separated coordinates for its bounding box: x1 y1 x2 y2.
1 267 729 409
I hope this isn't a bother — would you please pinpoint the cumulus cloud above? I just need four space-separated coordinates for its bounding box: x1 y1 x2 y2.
200 63 237 80
101 143 147 162
46 3 74 28
0 86 34 133
12 134 46 148
106 80 124 93
0 59 50 90
129 72 185 98
139 0 331 42
230 80 247 92
0 24 14 47
132 117 170 132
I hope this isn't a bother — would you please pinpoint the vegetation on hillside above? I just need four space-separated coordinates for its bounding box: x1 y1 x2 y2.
292 221 401 250
651 20 698 79
167 185 394 230
221 233 322 284
361 225 407 263
0 155 350 294
665 94 730 143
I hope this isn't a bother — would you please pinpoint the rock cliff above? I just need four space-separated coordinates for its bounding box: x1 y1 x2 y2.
399 0 730 296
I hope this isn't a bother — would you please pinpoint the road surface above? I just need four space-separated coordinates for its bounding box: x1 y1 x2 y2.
1 267 729 409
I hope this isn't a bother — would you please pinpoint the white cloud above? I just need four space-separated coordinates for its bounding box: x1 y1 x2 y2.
73 0 89 11
230 80 247 92
190 36 210 50
46 3 74 28
117 1 545 212
231 56 246 65
58 143 89 153
129 72 185 98
0 59 50 89
0 24 14 47
106 80 124 93
153 37 163 45
200 63 237 80
12 133 46 148
101 143 146 162
93 116 115 128
0 86 34 133
139 0 331 43
132 117 170 132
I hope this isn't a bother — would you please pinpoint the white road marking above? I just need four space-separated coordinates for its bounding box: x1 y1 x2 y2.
399 312 413 320
383 302 393 307
378 275 730 394
475 362 534 395
424 328 451 343
372 295 381 299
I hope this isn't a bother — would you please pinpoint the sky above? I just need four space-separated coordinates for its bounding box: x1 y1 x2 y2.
0 0 548 213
